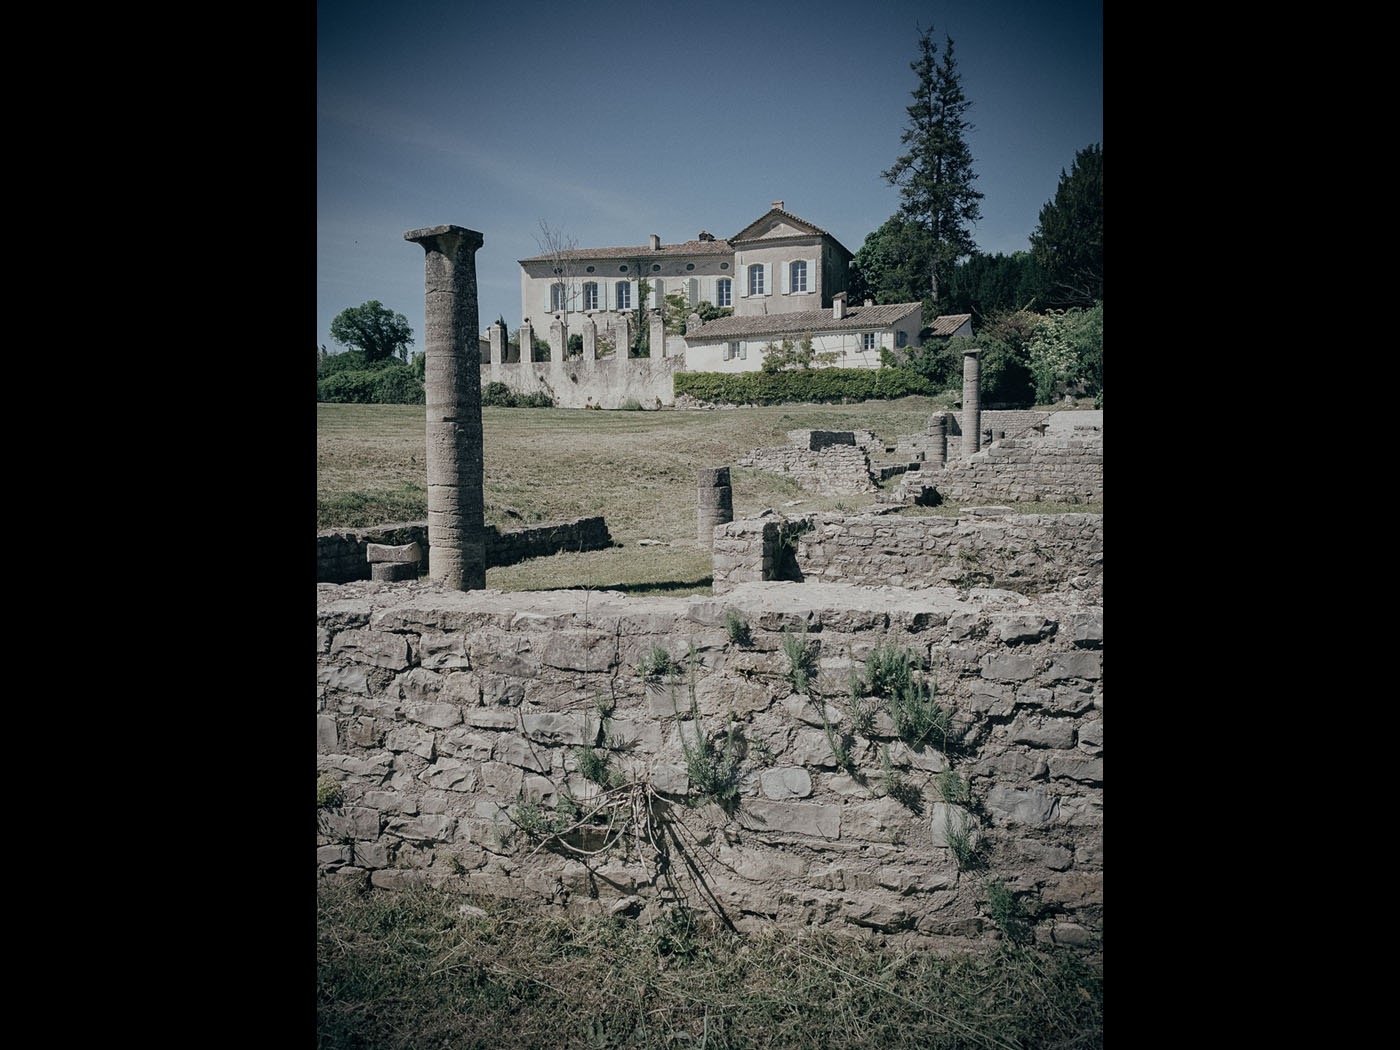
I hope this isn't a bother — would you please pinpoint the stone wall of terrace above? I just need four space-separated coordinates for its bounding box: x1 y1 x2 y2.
711 511 1102 598
902 437 1103 506
316 579 1103 953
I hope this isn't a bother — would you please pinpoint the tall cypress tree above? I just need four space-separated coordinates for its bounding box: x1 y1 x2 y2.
882 26 983 314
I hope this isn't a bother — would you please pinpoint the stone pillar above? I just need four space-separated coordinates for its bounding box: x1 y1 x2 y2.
489 322 506 383
520 319 536 362
403 224 486 591
650 310 666 358
583 316 597 359
697 467 734 546
616 314 632 356
549 317 564 362
961 347 982 459
927 412 948 469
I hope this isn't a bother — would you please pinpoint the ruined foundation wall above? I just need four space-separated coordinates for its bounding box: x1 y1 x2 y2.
711 513 1102 597
317 516 613 584
928 437 1103 504
316 580 1103 951
736 445 876 495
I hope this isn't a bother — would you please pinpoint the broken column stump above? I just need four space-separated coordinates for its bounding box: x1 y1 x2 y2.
367 541 423 582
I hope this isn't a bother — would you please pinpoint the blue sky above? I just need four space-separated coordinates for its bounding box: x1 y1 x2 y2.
317 0 1101 356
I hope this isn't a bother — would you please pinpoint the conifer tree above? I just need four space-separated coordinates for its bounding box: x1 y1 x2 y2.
882 25 983 313
1030 143 1103 309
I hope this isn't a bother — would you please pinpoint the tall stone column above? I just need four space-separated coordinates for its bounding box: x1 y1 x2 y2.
961 347 982 459
403 224 486 591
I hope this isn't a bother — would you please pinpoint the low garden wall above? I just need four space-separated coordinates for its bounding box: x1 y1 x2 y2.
316 578 1103 953
316 516 614 583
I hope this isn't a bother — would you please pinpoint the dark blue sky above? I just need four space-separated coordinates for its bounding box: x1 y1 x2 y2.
317 0 1102 353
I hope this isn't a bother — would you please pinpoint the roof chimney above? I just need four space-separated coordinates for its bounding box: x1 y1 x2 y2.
771 200 784 210
649 233 661 250
833 291 847 320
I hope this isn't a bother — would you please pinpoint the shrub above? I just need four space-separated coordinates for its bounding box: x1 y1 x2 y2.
317 364 424 404
480 382 553 408
674 367 934 406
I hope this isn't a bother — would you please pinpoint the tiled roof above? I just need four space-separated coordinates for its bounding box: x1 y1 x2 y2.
928 313 973 337
520 238 733 264
688 302 923 341
730 207 834 242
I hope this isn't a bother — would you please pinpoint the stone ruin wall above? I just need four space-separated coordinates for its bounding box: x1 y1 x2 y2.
736 430 883 496
904 437 1104 506
316 580 1102 952
318 516 613 584
711 512 1103 598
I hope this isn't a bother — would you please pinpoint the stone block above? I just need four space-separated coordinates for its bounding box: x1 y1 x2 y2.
366 542 423 564
371 562 419 582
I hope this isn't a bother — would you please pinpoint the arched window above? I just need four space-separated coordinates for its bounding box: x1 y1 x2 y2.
716 278 732 308
583 282 598 311
789 260 807 293
747 264 765 296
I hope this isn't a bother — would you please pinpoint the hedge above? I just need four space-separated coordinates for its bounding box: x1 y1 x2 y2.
674 367 934 406
316 365 424 404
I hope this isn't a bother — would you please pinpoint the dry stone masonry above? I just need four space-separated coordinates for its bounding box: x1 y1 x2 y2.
317 517 615 585
317 578 1102 952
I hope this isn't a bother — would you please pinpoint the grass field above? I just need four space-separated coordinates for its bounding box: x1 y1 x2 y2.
316 397 1099 594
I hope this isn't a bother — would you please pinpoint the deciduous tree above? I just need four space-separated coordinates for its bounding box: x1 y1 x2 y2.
329 301 414 364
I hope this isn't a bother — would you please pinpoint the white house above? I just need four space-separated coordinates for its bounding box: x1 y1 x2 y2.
518 202 941 368
502 203 970 404
682 293 925 373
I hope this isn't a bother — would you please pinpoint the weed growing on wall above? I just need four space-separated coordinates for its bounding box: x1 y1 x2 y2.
879 745 924 812
985 878 1037 946
781 626 814 693
676 649 742 810
935 769 970 805
317 773 344 810
814 697 855 772
723 609 751 647
944 807 977 871
637 645 674 678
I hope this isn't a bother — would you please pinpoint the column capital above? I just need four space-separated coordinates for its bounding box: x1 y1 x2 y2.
404 225 484 252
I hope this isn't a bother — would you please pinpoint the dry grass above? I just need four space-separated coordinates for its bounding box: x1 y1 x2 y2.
317 398 1100 595
318 398 953 594
317 880 1103 1050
